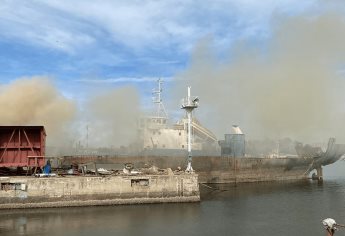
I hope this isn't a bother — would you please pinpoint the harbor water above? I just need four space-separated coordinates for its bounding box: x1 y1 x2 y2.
1 164 345 236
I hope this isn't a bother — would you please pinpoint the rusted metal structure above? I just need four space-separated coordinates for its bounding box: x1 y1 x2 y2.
0 126 46 168
61 138 345 184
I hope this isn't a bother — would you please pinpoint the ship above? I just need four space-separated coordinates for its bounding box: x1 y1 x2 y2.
61 79 345 184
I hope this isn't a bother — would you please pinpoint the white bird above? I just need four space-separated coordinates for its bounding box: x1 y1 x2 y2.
323 218 337 230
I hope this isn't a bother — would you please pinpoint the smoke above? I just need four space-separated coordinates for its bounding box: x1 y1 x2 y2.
0 77 76 147
174 13 345 142
3 11 345 155
85 86 140 148
0 76 141 154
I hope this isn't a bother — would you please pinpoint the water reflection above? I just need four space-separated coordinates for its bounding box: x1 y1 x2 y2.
0 203 201 236
1 179 345 236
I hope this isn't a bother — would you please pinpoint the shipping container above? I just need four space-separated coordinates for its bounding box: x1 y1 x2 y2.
0 126 46 168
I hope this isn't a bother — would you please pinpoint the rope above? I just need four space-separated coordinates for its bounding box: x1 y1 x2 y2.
199 183 228 191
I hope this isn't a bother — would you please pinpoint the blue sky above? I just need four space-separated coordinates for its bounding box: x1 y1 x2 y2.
4 0 345 145
2 0 345 152
0 0 321 108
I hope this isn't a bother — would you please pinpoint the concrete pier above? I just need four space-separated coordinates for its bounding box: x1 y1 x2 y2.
0 174 200 209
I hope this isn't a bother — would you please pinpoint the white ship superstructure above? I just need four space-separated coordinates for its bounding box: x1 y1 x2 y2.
137 79 218 153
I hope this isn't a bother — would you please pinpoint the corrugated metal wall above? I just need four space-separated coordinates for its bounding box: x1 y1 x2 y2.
221 134 245 157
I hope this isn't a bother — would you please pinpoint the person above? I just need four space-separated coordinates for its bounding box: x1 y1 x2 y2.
43 160 51 174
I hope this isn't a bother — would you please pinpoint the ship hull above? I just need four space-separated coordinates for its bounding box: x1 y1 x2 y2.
61 155 313 184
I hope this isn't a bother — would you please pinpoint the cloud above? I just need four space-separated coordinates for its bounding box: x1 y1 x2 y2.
77 76 172 84
2 0 343 137
0 0 318 56
0 2 95 54
0 0 326 95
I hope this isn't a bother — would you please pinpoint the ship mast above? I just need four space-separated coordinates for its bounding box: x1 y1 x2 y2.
152 78 168 119
181 86 199 172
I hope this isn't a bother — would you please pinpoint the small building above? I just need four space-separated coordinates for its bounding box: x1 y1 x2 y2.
219 125 245 157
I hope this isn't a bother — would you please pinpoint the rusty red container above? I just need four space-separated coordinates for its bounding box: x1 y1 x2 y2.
0 126 46 168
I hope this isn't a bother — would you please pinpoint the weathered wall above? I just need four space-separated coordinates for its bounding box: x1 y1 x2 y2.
0 174 199 209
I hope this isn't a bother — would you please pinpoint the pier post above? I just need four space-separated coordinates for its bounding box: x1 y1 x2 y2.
317 167 323 180
94 162 98 176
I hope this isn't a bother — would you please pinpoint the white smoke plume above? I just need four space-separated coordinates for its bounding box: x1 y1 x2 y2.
85 86 140 148
174 13 345 143
0 77 76 147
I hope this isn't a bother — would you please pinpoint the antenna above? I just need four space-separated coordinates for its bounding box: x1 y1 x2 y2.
152 78 168 119
86 125 89 149
181 86 199 172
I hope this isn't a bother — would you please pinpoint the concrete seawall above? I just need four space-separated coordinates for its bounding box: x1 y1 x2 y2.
0 174 200 209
